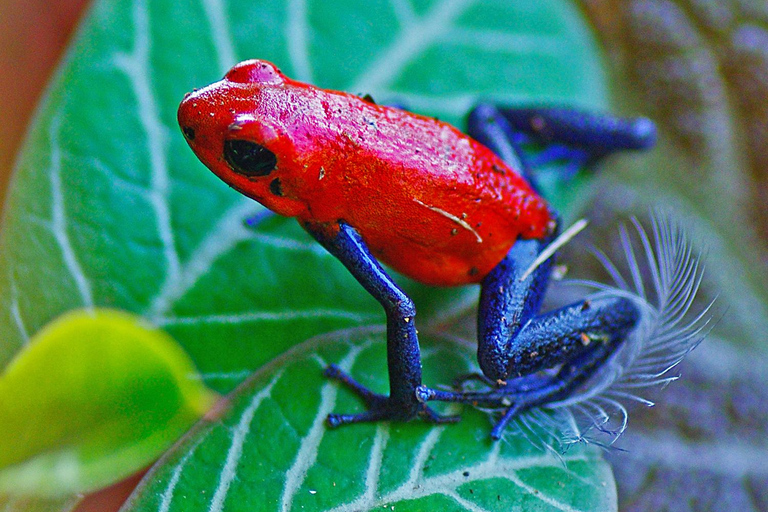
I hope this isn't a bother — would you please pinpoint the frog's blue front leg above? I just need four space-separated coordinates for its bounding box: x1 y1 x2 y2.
304 220 460 426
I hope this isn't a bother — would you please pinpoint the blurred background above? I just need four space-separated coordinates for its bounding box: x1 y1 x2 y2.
0 0 90 200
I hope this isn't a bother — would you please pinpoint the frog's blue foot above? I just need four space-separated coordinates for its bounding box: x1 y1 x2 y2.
324 364 460 427
418 343 621 440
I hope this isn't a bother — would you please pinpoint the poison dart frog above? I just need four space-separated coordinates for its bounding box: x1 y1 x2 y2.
178 59 656 439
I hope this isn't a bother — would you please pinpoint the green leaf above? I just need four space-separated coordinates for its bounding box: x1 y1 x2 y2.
0 0 618 507
0 309 216 497
123 331 616 512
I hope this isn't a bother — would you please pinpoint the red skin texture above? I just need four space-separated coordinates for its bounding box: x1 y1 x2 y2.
178 60 553 286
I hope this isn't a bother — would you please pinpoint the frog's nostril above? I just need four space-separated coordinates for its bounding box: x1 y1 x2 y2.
182 126 195 141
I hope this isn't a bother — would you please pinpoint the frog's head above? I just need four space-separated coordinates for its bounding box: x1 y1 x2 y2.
178 60 307 217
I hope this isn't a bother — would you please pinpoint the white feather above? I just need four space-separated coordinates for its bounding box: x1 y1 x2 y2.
504 215 715 450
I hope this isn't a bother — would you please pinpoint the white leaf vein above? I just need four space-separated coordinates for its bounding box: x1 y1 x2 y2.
286 0 312 82
248 232 329 255
439 27 563 54
406 423 449 488
201 0 237 73
9 279 29 343
391 0 416 29
349 0 476 93
158 436 206 512
326 443 592 512
147 197 259 319
49 115 94 308
444 490 493 512
332 424 391 511
158 308 379 327
208 370 283 512
280 343 367 512
362 424 390 504
114 0 181 299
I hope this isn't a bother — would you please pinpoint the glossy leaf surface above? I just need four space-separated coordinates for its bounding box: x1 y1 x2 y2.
124 330 616 512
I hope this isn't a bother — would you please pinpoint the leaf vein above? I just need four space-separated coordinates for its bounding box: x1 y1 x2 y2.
208 370 283 512
390 0 416 29
377 91 476 117
158 436 205 512
9 279 29 343
49 115 94 307
369 447 589 511
439 27 564 54
363 424 390 505
444 490 494 512
201 0 238 72
349 0 476 93
286 0 312 82
280 343 367 512
249 232 329 255
158 308 379 326
114 0 181 300
406 421 448 488
147 197 259 318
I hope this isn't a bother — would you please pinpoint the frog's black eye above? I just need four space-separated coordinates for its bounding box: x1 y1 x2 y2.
223 139 277 177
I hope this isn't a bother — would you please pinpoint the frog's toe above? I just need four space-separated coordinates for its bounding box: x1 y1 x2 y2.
324 365 461 426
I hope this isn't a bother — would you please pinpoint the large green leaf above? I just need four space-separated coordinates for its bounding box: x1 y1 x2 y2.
0 0 620 508
123 330 616 512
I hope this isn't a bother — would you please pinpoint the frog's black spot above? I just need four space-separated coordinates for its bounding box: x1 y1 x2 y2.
269 178 283 196
224 139 276 177
182 126 195 141
361 93 376 104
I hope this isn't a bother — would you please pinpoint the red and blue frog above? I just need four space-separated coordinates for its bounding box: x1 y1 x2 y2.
178 59 700 441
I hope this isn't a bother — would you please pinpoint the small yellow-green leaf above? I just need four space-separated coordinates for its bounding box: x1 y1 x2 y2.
0 309 217 497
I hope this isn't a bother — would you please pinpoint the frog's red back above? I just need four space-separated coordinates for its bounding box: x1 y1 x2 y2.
178 60 553 286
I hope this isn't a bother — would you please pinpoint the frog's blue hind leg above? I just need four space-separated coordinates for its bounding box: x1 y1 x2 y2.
416 232 640 439
467 104 656 187
303 220 460 427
